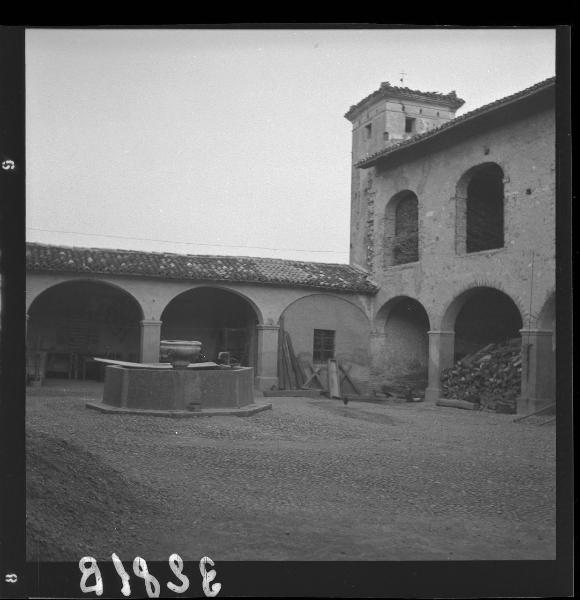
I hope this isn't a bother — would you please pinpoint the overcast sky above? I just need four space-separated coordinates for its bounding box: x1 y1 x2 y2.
26 28 556 263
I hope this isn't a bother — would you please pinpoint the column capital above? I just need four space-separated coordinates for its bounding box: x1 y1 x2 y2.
256 324 280 331
140 319 162 327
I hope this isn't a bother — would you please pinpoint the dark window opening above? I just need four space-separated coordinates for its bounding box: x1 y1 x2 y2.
393 194 419 265
364 123 372 139
466 165 504 253
383 131 390 141
313 329 335 363
405 117 416 133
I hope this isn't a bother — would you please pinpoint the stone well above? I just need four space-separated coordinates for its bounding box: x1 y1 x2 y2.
102 365 255 411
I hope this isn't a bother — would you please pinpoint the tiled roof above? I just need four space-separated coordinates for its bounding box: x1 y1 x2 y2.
355 77 555 168
26 243 379 294
345 81 465 121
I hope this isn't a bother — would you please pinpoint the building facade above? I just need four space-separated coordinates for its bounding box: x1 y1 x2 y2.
25 246 377 393
25 78 556 413
345 78 556 413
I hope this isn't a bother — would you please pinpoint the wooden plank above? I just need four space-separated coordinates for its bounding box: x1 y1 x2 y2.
93 358 219 370
302 362 326 390
513 402 556 422
285 331 305 387
277 326 288 389
436 398 478 410
327 359 341 399
338 363 361 396
283 333 297 389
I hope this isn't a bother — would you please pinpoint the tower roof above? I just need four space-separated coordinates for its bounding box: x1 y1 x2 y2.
345 81 465 122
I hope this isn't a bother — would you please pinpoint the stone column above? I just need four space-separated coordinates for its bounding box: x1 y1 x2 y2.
369 332 387 392
518 329 555 414
425 330 455 403
140 319 162 363
255 324 279 391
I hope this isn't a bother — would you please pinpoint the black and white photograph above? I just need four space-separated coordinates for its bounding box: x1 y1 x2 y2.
0 25 573 598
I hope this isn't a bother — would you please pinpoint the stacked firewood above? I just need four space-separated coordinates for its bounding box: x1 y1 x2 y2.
440 338 522 413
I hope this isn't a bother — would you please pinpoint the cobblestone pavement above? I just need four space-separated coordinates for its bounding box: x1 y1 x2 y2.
27 389 556 561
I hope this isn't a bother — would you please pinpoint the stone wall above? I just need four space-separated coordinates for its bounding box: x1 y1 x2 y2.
354 105 555 395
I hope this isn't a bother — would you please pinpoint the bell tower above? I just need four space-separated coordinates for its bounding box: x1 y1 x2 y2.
345 81 465 270
345 81 465 166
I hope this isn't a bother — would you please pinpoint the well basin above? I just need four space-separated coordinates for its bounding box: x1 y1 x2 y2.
102 365 254 410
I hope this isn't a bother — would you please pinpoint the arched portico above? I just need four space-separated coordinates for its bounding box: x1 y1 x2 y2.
426 286 523 403
26 279 144 381
160 286 260 366
279 293 372 394
373 296 430 391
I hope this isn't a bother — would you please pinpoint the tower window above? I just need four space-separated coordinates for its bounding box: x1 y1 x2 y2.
383 131 390 141
405 117 416 133
364 124 372 139
313 329 335 363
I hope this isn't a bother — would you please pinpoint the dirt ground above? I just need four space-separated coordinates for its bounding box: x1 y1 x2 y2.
26 382 556 562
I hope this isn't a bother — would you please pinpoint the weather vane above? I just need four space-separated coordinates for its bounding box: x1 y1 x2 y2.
400 71 407 85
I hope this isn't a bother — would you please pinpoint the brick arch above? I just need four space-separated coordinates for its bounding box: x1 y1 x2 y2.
374 294 431 332
27 277 145 320
159 284 264 325
279 292 370 326
159 285 263 367
383 189 419 267
455 161 506 198
440 281 525 332
26 278 146 373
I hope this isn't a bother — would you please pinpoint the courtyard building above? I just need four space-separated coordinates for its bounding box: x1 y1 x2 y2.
25 77 556 413
25 246 377 393
345 77 555 414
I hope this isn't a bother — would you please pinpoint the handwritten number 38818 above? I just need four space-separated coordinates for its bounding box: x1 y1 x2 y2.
79 554 221 598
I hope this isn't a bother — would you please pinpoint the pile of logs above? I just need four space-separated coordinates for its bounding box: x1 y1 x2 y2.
440 338 522 413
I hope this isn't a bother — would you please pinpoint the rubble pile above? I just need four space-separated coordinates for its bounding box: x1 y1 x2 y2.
377 370 427 401
440 338 522 413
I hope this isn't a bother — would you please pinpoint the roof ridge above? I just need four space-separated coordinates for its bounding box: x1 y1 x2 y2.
25 241 355 269
26 242 379 293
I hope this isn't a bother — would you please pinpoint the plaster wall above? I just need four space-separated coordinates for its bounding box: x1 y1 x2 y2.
280 294 371 394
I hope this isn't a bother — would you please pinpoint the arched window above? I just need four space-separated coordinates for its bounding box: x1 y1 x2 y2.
456 163 504 254
384 190 419 266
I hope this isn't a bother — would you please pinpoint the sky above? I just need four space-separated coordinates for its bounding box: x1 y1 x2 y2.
26 28 556 263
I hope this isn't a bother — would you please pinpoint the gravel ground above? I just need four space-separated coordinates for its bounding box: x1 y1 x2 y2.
26 383 555 561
